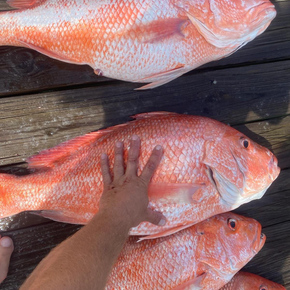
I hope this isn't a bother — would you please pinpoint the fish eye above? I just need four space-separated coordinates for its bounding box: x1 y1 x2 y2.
227 218 237 231
240 137 249 149
259 286 267 290
243 140 249 148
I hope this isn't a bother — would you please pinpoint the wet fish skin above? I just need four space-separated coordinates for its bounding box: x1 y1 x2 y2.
0 112 280 238
106 213 266 290
220 271 286 290
0 0 276 89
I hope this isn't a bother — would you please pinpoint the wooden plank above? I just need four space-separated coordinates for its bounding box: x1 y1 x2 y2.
0 60 289 166
0 0 288 95
1 222 82 290
0 169 289 289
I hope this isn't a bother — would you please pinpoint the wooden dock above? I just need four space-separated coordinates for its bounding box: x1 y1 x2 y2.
0 0 289 288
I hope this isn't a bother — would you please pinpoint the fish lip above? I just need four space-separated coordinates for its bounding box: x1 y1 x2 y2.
249 2 277 25
269 155 280 181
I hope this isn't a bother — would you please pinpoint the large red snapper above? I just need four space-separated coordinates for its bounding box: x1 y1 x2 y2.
220 271 286 290
0 0 276 89
106 213 266 289
0 112 280 238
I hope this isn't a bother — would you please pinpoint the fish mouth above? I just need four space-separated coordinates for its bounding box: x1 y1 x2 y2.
247 2 276 32
268 154 280 181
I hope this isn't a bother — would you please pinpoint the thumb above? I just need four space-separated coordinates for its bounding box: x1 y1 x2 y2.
146 209 166 226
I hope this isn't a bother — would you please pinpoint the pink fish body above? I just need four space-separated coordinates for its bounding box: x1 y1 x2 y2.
1 0 276 88
106 213 266 289
0 112 280 238
220 271 286 290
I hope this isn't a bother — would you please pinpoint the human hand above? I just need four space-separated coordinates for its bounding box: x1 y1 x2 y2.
99 135 166 229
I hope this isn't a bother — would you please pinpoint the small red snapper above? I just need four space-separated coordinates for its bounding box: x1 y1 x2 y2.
0 112 280 238
106 213 266 289
220 271 286 290
0 0 276 89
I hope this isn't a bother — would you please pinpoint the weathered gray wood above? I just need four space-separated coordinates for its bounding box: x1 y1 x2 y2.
0 0 288 95
0 0 288 289
235 116 290 170
0 61 289 166
1 222 82 290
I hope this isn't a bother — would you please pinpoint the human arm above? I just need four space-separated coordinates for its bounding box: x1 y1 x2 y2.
20 135 165 290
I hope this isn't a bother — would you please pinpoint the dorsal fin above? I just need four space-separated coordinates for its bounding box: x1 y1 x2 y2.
27 124 128 169
27 131 104 169
6 0 43 9
132 112 178 120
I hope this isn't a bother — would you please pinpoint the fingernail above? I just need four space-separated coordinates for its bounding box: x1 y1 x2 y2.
101 153 107 160
132 135 139 141
0 237 12 248
158 217 166 226
156 145 162 151
116 141 122 148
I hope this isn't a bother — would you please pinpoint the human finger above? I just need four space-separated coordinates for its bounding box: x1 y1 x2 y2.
140 145 163 183
126 135 140 176
113 141 124 180
0 236 14 283
100 153 112 189
145 209 166 226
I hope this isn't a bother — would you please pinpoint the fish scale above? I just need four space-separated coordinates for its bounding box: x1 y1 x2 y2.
0 0 276 88
220 271 286 289
0 112 279 239
106 213 266 289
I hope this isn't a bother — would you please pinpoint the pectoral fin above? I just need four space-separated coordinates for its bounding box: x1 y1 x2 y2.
173 273 206 290
131 18 188 44
148 183 206 204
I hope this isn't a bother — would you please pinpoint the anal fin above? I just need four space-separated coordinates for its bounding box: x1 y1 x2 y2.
31 210 85 224
138 223 195 241
18 41 79 64
135 64 187 90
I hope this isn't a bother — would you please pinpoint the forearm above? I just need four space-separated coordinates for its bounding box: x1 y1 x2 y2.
20 211 131 290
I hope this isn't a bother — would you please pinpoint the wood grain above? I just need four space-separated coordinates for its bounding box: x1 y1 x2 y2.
0 60 289 167
0 0 288 289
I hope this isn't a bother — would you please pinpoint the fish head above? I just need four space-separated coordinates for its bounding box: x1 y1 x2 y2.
196 213 265 273
203 123 280 208
230 272 286 289
179 0 276 48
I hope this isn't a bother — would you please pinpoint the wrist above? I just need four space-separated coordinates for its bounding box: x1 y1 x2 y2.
92 208 133 234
